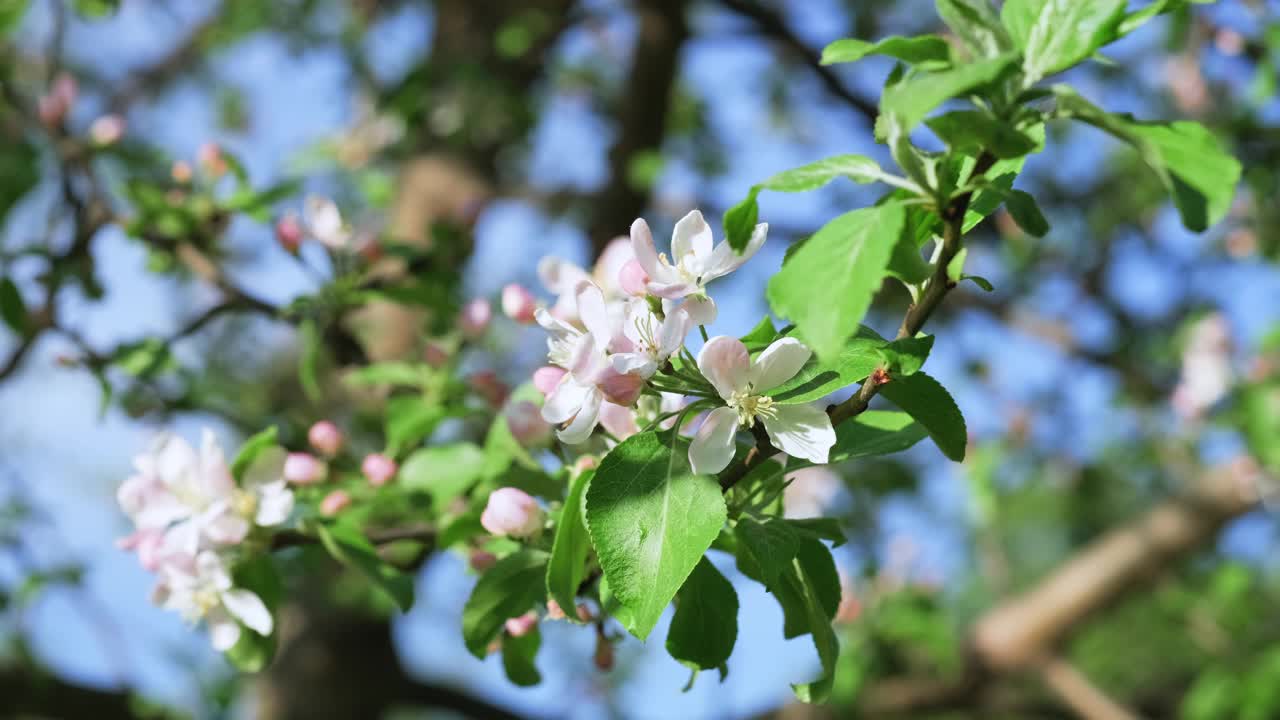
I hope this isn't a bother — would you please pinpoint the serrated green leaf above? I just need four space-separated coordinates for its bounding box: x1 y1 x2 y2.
760 155 887 193
666 557 738 674
926 111 1041 159
385 395 444 453
735 517 800 586
879 371 967 461
740 316 779 352
821 35 951 66
462 550 548 658
936 0 1011 58
829 410 928 462
724 188 761 253
1021 0 1127 82
962 275 995 291
546 469 593 618
878 335 934 376
881 53 1019 133
767 204 906 362
502 625 542 686
1000 0 1044 48
316 522 416 612
230 426 278 482
789 537 841 703
787 519 848 550
398 443 486 504
585 431 727 640
0 277 28 336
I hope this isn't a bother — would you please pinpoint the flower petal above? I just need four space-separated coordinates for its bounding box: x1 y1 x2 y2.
646 280 696 299
557 387 602 444
630 218 663 279
750 337 812 391
537 256 589 295
221 588 273 636
671 209 713 262
688 406 740 475
702 222 768 282
598 401 639 441
542 379 591 424
611 352 657 377
658 308 691 360
697 335 750 400
254 481 295 527
762 403 835 465
575 282 614 345
679 295 717 326
207 609 242 651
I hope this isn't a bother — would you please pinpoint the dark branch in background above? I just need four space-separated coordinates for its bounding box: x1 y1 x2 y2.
0 666 165 720
105 8 223 114
718 0 879 124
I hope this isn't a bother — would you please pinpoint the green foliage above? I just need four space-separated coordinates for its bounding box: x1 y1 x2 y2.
937 0 1011 58
501 626 542 686
766 326 888 404
398 443 486 506
880 53 1019 134
461 550 548 658
229 426 278 482
315 522 415 612
584 431 727 640
545 469 592 618
666 557 738 677
879 372 967 461
821 35 951 67
828 410 928 463
0 277 27 336
1018 0 1127 82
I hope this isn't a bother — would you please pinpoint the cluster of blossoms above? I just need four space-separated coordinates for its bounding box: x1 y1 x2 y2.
528 209 837 474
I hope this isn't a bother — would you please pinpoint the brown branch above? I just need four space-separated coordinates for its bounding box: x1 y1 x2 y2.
1037 656 1139 720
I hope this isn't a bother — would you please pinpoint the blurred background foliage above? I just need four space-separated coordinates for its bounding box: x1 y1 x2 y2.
0 0 1278 718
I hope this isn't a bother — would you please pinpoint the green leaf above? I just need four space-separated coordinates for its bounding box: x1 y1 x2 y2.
666 557 738 674
546 469 593 618
0 277 28 336
230 426 278 482
385 395 444 453
788 538 842 703
962 275 995 292
878 335 934 376
936 0 1011 58
461 550 549 658
766 327 887 404
821 35 951 66
223 554 282 671
828 410 928 462
740 316 779 351
735 517 800 586
315 522 416 612
584 431 727 640
759 154 888 193
724 188 761 253
787 519 848 550
1021 0 1127 82
398 443 486 505
344 362 429 388
1000 0 1044 48
501 625 542 686
767 204 906 361
880 52 1019 133
925 111 1041 159
879 371 967 461
72 0 118 18
886 232 932 285
0 0 29 35
225 626 275 672
1004 189 1050 237
298 319 322 403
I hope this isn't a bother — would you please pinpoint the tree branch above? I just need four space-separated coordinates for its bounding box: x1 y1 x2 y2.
1037 656 1139 720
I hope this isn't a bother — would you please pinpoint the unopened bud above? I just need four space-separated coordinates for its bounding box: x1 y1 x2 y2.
459 298 492 339
504 611 538 637
618 259 650 297
468 370 509 408
89 114 125 146
504 401 551 447
307 420 344 456
37 72 77 127
197 142 227 178
362 453 398 487
283 452 326 485
171 160 193 184
276 213 303 254
532 366 566 396
598 368 644 406
480 487 544 538
469 550 497 572
423 341 450 369
501 283 537 324
546 599 567 620
320 489 352 517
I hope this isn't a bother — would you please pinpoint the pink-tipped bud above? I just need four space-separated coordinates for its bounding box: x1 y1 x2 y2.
307 420 344 456
504 401 551 448
283 452 326 485
501 283 537 324
546 599 567 620
170 160 193 184
532 366 566 397
505 611 538 637
276 213 304 254
459 298 492 339
320 489 352 517
598 369 644 406
89 114 125 146
423 341 450 369
37 72 77 127
197 142 227 178
573 455 598 474
619 259 650 297
469 550 497 572
468 370 509 408
480 487 544 538
362 453 398 487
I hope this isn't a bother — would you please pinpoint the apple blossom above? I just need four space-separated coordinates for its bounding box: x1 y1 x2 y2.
688 336 835 475
198 142 227 177
459 298 492 339
537 237 634 323
501 283 537 324
303 195 351 249
89 114 126 145
319 489 352 517
480 487 544 538
532 366 566 396
283 452 326 485
505 611 538 637
609 298 691 379
630 209 767 300
171 160 193 184
307 420 344 456
276 212 304 253
504 400 552 447
362 453 398 487
155 551 273 651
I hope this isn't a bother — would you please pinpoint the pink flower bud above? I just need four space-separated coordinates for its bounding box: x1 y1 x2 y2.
469 550 497 572
307 421 344 456
89 114 125 146
546 599 567 620
500 283 537 324
619 259 650 297
362 453 398 487
505 611 538 637
597 368 644 406
504 401 551 447
320 490 352 517
171 161 193 184
423 341 451 369
480 487 544 538
283 452 326 485
532 366 566 397
276 213 303 254
459 298 492 339
37 72 77 127
197 142 227 177
468 370 509 408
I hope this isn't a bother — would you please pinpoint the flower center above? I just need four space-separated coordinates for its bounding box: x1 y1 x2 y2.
231 489 258 519
728 390 776 428
658 251 703 287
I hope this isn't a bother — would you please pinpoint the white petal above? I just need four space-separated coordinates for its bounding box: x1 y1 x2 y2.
762 403 836 465
208 610 242 651
197 551 234 590
558 388 603 444
680 295 717 326
575 282 615 345
199 429 235 499
537 256 589 295
630 218 663 279
542 380 591 423
688 407 740 475
201 508 251 547
241 446 285 490
611 352 657 377
750 337 812 392
254 482 295 527
646 280 696 299
671 210 713 261
598 401 640 441
221 589 273 636
697 336 751 400
702 222 768 282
